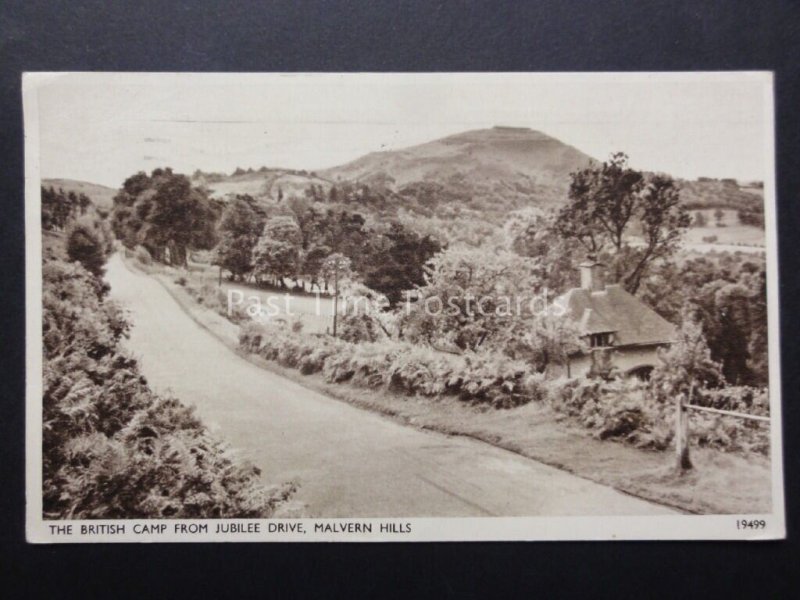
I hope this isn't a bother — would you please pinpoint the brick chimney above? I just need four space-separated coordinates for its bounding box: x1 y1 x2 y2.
580 257 606 292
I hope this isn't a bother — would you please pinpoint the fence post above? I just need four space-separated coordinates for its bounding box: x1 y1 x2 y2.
675 390 693 471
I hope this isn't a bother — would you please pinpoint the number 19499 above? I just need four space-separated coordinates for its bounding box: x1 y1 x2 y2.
737 519 767 530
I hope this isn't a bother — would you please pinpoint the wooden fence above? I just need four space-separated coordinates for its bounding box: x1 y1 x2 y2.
674 388 770 470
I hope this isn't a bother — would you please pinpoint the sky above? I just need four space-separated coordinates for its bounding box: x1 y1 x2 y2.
28 72 773 188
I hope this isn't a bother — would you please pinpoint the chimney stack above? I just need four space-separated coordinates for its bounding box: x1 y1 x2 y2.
580 256 606 292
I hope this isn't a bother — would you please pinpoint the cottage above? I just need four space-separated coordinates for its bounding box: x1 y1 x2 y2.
558 259 676 379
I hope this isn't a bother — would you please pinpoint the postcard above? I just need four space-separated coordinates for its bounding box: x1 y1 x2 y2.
24 72 784 541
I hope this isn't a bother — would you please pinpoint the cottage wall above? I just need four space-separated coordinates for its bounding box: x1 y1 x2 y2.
566 344 665 378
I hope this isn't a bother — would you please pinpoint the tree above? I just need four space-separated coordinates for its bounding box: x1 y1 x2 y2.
362 222 443 306
251 215 302 286
321 253 352 337
714 208 725 226
42 186 87 231
320 209 369 261
213 195 265 280
66 218 109 276
337 282 393 342
638 252 769 386
694 211 708 227
509 211 581 295
554 153 644 255
738 206 764 228
110 169 220 266
78 193 92 216
621 175 691 293
711 283 753 385
746 268 768 385
553 153 690 294
400 247 540 352
651 310 723 404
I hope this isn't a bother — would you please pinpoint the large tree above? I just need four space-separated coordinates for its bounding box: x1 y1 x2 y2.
213 195 266 280
362 222 443 306
553 153 690 293
111 168 220 266
251 215 302 286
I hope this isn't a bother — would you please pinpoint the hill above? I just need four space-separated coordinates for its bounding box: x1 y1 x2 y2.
43 128 765 249
322 126 594 192
41 178 117 211
187 128 765 246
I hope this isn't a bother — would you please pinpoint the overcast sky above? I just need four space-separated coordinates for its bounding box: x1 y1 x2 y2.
29 72 773 188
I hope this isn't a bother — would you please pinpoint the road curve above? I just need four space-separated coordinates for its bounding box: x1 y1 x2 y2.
105 254 673 517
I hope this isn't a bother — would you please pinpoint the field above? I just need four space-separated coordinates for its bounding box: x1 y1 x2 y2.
684 208 765 252
181 260 337 333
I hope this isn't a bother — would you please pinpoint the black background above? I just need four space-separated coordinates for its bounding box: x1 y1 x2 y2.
1 1 798 597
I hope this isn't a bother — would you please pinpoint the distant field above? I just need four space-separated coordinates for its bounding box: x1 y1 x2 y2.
685 208 765 250
205 176 269 199
201 171 331 201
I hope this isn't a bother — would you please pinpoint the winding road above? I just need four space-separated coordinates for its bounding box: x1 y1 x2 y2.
105 254 673 517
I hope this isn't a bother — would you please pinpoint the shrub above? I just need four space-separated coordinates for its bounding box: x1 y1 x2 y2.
544 375 768 454
43 255 291 518
66 218 108 276
239 325 533 408
236 313 769 454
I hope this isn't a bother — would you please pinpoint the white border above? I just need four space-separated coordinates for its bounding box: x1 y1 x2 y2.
24 72 785 543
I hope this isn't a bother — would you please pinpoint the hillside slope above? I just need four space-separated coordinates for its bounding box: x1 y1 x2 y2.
321 126 594 191
41 178 117 211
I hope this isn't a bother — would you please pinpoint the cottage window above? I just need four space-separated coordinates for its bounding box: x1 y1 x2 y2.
589 333 613 348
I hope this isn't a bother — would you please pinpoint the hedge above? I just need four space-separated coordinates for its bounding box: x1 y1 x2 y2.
240 322 770 455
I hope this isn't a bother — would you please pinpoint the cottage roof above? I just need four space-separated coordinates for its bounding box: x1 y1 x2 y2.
559 284 677 346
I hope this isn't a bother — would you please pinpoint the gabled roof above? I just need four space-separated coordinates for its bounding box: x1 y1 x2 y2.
559 284 677 346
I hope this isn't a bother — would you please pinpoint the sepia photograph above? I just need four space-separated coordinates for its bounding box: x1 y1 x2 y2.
23 72 784 542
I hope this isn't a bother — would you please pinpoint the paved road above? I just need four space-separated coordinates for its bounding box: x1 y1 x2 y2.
106 255 673 517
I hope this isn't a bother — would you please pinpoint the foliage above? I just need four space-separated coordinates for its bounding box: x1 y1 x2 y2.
400 247 537 351
252 215 303 285
213 195 266 280
679 178 764 213
553 154 690 293
111 168 221 266
66 217 113 276
546 376 769 454
650 311 724 403
738 206 765 228
693 211 708 227
238 322 768 454
239 323 534 408
507 209 582 295
330 282 393 343
639 254 769 385
41 186 92 231
42 247 290 518
398 246 579 373
361 222 443 306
